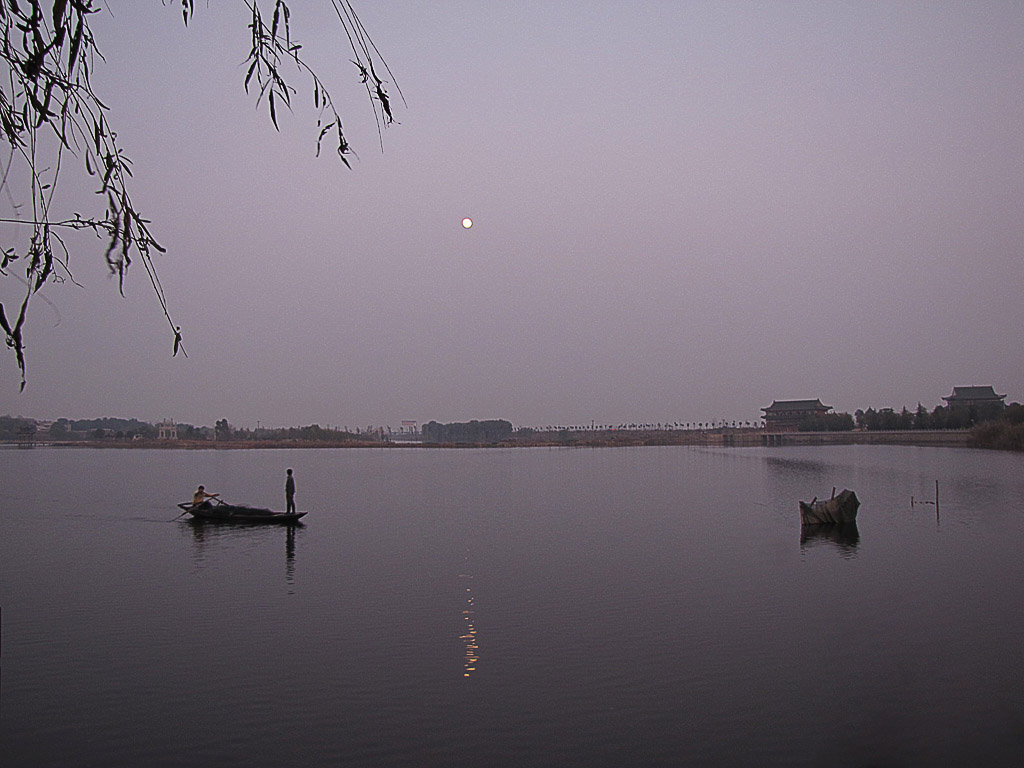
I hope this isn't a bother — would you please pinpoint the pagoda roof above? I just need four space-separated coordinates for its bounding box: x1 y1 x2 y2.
942 385 1005 402
761 399 832 413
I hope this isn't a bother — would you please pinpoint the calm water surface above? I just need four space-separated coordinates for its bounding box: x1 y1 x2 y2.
2 445 1024 766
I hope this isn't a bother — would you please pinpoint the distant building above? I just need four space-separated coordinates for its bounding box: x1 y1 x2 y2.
157 420 178 440
942 386 1005 420
422 419 513 444
761 399 833 433
15 422 37 447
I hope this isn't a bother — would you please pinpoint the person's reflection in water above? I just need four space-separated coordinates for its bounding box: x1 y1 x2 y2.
286 524 297 586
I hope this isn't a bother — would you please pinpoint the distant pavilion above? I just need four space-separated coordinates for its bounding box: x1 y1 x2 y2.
761 399 832 433
942 386 1005 419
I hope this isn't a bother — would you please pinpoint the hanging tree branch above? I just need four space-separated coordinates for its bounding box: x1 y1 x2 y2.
0 1 400 388
242 0 404 165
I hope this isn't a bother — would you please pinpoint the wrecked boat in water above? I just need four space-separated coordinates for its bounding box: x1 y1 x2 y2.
800 489 860 525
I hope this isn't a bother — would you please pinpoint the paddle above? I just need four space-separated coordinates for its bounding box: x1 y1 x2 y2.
170 504 193 521
170 495 226 521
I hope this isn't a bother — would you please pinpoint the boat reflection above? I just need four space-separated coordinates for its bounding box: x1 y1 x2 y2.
182 518 303 584
799 521 860 556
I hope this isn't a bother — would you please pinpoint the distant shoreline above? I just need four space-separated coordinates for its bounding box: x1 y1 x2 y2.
4 429 974 450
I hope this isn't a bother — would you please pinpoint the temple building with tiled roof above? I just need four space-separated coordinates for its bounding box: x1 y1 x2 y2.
942 386 1005 420
761 399 833 433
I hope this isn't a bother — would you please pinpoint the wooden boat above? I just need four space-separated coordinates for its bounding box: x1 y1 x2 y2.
799 489 859 525
178 501 307 524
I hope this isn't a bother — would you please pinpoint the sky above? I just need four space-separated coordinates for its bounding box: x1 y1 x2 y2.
2 1 1023 430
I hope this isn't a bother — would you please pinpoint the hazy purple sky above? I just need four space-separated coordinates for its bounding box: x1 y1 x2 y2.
2 1 1023 429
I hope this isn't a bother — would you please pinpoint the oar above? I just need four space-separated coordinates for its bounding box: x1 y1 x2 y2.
170 496 225 521
170 504 193 521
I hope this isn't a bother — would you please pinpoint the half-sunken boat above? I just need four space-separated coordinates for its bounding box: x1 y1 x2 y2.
799 489 859 525
178 501 307 524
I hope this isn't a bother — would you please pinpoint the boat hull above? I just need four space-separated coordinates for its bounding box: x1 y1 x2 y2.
178 502 307 524
799 489 859 525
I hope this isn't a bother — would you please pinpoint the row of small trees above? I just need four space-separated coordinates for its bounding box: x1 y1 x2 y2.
48 417 159 440
1 415 392 443
797 413 856 432
792 402 1014 433
0 415 36 441
228 423 360 442
853 402 1008 431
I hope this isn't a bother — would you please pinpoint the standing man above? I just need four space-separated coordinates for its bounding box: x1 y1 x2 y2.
285 468 296 514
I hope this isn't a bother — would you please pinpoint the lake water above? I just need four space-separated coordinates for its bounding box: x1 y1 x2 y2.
2 444 1024 767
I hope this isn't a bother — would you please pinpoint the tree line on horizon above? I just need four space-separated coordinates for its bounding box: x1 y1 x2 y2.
4 402 1022 450
0 416 158 441
0 416 365 443
797 401 1023 450
853 403 982 431
830 399 1016 433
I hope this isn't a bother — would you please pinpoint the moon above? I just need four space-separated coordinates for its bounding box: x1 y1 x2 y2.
461 217 473 229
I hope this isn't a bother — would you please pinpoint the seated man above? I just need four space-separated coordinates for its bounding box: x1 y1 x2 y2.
192 485 219 508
